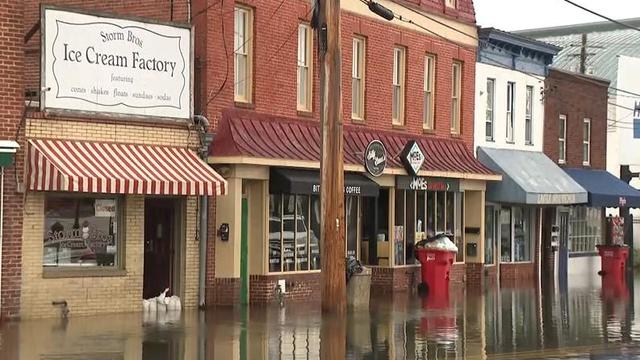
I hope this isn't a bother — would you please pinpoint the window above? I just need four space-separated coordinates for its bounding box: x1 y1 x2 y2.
485 78 495 141
583 118 591 165
396 189 464 265
423 54 436 130
559 114 567 164
352 36 365 120
269 194 321 272
234 6 252 103
451 61 462 134
500 206 533 262
445 0 457 8
297 23 312 111
568 206 602 253
525 85 534 145
43 196 121 268
392 46 406 125
506 82 515 142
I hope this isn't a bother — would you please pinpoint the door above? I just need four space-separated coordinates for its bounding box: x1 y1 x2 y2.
144 198 178 299
484 205 496 265
557 211 570 292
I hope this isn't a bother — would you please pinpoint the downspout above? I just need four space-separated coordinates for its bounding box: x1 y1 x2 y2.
0 168 4 316
195 115 212 308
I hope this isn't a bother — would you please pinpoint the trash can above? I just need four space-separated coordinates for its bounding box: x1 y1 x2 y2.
596 244 629 281
415 234 458 293
346 256 371 307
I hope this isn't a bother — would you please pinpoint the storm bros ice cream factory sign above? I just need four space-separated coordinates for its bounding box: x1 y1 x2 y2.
41 7 192 119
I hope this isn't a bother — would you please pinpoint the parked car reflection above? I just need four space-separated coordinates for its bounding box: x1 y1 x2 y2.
269 215 320 271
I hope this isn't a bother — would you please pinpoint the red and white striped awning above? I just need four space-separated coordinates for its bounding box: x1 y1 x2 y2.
27 139 227 196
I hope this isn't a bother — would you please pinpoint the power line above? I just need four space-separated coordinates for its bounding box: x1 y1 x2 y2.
561 0 640 33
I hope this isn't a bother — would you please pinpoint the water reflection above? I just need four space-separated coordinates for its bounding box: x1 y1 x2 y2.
3 276 640 359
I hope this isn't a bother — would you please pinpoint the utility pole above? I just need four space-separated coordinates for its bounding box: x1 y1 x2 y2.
580 33 587 74
317 0 346 314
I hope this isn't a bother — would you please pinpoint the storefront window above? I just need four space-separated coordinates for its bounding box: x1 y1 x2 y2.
345 196 358 258
43 196 120 268
394 190 405 266
500 208 512 262
269 194 321 273
436 192 445 233
426 192 435 236
569 206 602 253
406 190 416 264
485 206 495 265
454 193 464 262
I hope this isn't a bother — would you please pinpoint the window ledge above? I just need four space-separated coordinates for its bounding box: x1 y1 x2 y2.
450 133 461 138
234 101 255 109
525 142 534 146
297 110 313 118
351 118 366 125
43 268 127 279
505 141 515 144
423 128 435 134
392 124 406 130
485 138 495 142
569 251 599 258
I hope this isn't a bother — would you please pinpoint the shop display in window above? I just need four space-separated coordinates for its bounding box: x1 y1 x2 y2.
43 196 119 268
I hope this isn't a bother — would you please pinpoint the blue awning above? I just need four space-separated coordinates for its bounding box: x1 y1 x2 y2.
564 168 640 208
477 147 587 205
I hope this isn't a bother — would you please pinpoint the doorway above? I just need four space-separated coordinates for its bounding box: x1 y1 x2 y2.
144 198 183 300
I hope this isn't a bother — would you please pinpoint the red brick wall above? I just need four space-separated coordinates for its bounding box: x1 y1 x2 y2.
199 0 477 149
543 69 609 170
210 277 240 306
372 264 464 293
500 263 535 282
0 0 24 320
249 273 321 304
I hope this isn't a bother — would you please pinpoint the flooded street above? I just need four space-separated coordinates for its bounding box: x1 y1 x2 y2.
2 275 640 359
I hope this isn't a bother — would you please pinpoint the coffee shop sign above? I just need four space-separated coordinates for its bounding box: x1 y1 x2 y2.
41 7 191 119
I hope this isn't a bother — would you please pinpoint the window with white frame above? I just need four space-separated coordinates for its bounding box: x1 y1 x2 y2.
583 118 591 165
451 61 462 134
423 54 436 130
559 114 567 164
352 36 365 120
297 23 312 112
234 6 252 103
525 85 534 145
506 82 515 142
392 46 406 125
568 206 602 253
486 78 495 141
445 0 457 8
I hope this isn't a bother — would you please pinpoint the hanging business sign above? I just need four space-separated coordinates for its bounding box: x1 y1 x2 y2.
364 140 387 177
41 7 192 120
396 176 459 192
400 140 425 176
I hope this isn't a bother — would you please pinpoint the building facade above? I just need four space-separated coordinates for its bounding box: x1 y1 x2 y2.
474 28 589 285
1 1 228 320
202 0 500 305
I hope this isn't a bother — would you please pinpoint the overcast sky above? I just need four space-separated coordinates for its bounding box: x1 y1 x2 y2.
474 0 640 31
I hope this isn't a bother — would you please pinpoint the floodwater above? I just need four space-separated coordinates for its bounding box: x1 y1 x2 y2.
2 275 640 359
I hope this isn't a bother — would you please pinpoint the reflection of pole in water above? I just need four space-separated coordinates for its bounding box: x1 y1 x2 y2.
320 313 346 360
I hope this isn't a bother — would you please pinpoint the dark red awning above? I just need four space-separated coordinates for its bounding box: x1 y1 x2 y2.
210 109 496 178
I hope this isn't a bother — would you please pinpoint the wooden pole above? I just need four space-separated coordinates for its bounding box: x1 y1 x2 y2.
318 0 346 314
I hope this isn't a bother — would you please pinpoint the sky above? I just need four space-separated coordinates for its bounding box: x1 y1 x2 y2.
474 0 640 31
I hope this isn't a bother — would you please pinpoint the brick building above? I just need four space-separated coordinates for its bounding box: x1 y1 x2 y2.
541 68 640 287
203 0 499 305
1 1 227 319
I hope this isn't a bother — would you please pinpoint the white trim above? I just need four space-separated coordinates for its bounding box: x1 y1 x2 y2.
559 114 567 164
583 118 591 166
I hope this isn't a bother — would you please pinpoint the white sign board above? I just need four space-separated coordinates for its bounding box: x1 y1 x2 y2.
616 56 640 166
41 7 192 119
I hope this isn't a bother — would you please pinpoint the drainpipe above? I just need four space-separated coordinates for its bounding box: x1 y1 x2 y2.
195 115 212 308
0 167 4 315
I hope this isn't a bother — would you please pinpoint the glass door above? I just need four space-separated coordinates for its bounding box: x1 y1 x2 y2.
485 205 496 265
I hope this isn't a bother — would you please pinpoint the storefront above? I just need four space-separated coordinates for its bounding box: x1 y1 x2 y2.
477 147 588 283
556 168 640 284
17 8 227 319
208 109 500 304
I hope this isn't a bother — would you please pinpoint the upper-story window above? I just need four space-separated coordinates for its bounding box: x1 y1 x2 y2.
451 61 462 134
525 85 534 145
445 0 457 8
234 6 253 103
392 46 406 126
297 23 312 112
583 118 591 166
559 114 567 164
506 82 515 142
424 54 436 130
352 36 366 120
486 78 495 141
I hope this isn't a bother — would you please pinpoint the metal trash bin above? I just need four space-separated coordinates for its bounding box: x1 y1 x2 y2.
346 256 371 307
347 266 371 307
